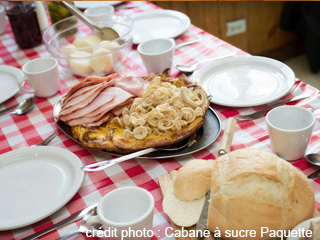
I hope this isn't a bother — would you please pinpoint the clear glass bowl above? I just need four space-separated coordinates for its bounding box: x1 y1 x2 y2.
43 15 133 77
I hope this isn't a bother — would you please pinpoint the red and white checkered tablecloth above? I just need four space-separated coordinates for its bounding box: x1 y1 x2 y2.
1 1 320 240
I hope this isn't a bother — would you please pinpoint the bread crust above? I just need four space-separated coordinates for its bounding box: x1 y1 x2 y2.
174 160 214 201
208 148 315 240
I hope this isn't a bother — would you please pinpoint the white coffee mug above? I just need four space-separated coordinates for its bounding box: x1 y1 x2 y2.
86 186 154 240
84 5 114 25
266 106 315 161
19 57 59 98
137 38 175 73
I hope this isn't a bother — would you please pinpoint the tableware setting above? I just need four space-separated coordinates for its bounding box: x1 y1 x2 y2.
1 1 320 240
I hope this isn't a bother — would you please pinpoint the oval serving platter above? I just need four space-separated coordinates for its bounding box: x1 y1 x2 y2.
53 97 221 159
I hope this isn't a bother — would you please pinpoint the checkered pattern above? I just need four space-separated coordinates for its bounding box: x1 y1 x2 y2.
0 1 319 240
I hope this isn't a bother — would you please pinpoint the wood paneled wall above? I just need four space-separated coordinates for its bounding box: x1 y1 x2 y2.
153 1 300 57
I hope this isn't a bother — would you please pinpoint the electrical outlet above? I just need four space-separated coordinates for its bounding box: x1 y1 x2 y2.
226 19 247 37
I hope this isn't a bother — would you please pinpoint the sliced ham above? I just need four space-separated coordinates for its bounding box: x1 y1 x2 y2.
114 76 150 97
112 99 133 116
83 112 114 127
62 73 118 106
68 112 113 127
58 80 114 118
61 84 102 108
61 87 134 122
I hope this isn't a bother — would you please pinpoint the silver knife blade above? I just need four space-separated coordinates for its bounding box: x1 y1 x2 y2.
22 203 98 240
196 190 211 240
308 169 320 179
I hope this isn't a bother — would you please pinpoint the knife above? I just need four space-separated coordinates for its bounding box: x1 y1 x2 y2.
0 103 19 116
196 117 237 240
308 169 320 179
22 203 98 240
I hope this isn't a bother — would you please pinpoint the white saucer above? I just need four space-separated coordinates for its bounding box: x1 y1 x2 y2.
132 10 190 44
192 56 295 107
0 147 84 230
0 65 23 104
287 217 320 240
75 1 123 9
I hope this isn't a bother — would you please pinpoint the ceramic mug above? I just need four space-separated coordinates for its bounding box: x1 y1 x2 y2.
19 57 59 98
84 5 114 24
137 38 175 73
266 106 315 161
86 186 154 240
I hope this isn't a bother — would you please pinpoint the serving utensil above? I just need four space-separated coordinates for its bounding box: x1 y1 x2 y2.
305 154 320 179
21 203 98 240
60 1 120 41
175 52 236 74
56 207 100 240
175 37 202 49
32 131 58 147
0 97 35 117
235 94 310 122
82 136 191 172
196 117 236 240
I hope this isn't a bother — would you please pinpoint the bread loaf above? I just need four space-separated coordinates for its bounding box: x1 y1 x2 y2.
174 160 214 201
208 148 315 240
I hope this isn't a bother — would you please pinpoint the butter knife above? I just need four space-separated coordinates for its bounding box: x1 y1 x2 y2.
22 203 98 240
308 169 320 179
196 190 211 240
196 117 237 240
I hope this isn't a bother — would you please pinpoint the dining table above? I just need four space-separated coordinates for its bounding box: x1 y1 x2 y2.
1 1 320 240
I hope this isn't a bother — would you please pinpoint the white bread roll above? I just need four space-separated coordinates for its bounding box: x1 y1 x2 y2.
174 159 214 201
208 148 315 240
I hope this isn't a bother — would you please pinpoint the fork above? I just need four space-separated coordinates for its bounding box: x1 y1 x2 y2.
235 94 310 121
32 131 58 147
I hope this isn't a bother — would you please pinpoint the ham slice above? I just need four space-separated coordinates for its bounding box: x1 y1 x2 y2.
114 76 150 97
112 99 133 116
68 112 113 127
61 87 134 122
61 84 102 108
84 112 114 127
62 73 118 106
58 80 114 118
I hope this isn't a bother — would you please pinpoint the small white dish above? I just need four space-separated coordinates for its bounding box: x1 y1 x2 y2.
75 1 123 9
266 106 315 161
86 187 154 239
0 65 23 104
132 10 190 45
84 5 114 23
138 38 175 73
192 56 295 107
0 146 84 230
287 217 320 240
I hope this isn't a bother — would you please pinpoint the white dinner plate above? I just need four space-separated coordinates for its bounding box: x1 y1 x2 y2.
75 1 124 9
132 10 191 44
0 65 23 104
192 56 295 107
0 147 84 230
287 217 320 240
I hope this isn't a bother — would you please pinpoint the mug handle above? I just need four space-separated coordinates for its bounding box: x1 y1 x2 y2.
85 215 103 237
18 77 36 93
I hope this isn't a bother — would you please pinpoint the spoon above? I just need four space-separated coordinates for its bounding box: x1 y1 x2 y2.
56 207 100 240
0 97 35 117
60 2 120 41
175 52 236 74
305 154 320 179
82 136 191 172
